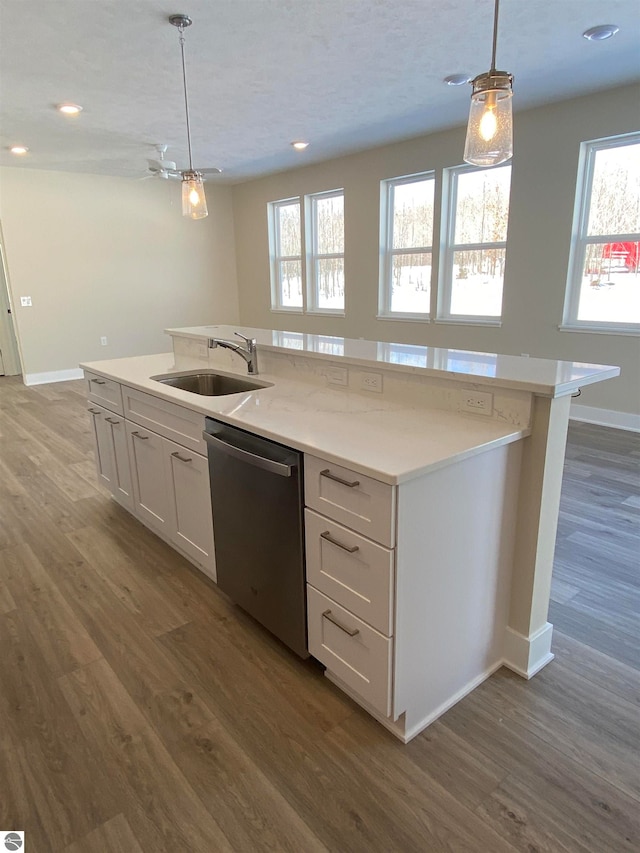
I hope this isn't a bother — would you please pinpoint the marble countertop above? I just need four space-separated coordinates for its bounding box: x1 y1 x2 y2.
166 325 621 398
80 353 527 485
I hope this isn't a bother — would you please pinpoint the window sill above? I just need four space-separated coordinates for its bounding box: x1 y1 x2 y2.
434 317 502 327
270 307 304 315
306 308 346 317
376 313 431 323
558 323 640 337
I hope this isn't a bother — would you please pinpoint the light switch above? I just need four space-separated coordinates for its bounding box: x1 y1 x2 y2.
20 296 32 307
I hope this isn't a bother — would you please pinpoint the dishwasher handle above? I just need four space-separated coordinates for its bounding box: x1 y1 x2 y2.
203 430 294 477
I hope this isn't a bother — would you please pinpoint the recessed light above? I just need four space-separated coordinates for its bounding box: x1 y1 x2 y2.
291 141 309 150
582 24 619 41
9 145 29 155
444 74 470 86
57 103 83 115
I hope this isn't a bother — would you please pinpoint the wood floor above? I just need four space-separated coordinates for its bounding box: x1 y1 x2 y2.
0 375 638 853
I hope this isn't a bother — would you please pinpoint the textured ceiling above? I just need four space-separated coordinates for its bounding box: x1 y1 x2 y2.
0 0 639 184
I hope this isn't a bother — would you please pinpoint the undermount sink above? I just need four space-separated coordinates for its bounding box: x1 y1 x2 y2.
152 371 273 396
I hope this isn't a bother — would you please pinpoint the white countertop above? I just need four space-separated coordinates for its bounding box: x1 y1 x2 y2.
81 353 528 485
166 325 621 398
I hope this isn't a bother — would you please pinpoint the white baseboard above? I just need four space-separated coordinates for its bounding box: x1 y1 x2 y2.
503 622 554 679
570 403 640 433
24 368 84 386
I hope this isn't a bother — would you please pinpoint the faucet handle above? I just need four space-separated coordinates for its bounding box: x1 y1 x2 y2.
234 331 256 347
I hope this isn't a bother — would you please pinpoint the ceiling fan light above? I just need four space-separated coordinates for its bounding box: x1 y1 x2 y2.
181 171 208 219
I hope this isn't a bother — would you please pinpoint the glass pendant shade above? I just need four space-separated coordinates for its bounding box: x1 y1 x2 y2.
181 171 208 219
464 71 513 166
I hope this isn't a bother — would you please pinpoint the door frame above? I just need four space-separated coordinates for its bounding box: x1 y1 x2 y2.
0 221 23 376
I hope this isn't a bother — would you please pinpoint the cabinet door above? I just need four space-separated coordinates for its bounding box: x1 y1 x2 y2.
126 423 170 532
103 414 134 511
163 438 216 581
88 404 115 489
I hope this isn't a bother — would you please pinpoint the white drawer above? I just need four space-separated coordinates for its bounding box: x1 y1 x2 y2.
123 386 206 456
304 455 396 547
307 585 392 717
85 372 123 415
305 509 394 636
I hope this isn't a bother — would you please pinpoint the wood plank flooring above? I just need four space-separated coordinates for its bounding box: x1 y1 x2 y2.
0 375 638 852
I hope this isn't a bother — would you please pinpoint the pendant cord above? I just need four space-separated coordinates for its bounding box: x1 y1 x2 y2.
490 0 500 72
178 28 194 171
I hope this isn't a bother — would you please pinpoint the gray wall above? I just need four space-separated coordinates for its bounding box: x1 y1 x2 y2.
232 83 640 416
0 167 239 377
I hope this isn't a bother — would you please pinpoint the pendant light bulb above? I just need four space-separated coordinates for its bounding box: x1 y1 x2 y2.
170 15 208 220
464 0 513 167
182 171 208 219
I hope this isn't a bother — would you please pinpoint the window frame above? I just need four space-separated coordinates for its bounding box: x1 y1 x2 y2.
305 188 345 315
378 171 435 321
267 196 305 313
561 132 640 336
437 162 511 326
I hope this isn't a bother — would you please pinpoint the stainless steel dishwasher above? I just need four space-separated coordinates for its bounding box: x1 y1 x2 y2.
203 418 307 658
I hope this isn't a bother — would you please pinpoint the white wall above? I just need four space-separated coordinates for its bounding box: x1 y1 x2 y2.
231 83 640 417
0 167 239 378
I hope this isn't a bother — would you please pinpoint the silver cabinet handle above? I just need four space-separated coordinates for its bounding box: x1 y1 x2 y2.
93 379 106 385
322 609 359 637
131 431 149 440
105 417 120 424
321 530 359 554
320 468 360 488
171 451 192 463
88 408 101 415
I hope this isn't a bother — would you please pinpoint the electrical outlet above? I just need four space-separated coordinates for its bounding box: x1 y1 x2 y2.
462 390 493 415
360 372 383 393
326 366 348 386
20 296 32 307
100 336 108 346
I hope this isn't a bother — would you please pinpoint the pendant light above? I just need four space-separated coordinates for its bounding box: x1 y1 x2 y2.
463 0 513 167
169 14 208 219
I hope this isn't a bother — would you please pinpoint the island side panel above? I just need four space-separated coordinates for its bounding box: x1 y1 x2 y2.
504 393 572 677
393 441 522 739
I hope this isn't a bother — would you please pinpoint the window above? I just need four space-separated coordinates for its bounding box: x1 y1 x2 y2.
307 190 345 313
268 198 303 311
379 173 435 318
563 133 640 333
439 163 512 323
268 190 345 314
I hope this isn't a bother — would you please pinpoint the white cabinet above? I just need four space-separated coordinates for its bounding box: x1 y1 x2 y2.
164 437 216 581
305 456 396 716
87 403 134 510
86 373 216 582
126 423 171 532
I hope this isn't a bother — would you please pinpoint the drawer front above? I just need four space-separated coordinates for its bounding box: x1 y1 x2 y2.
85 372 123 415
307 585 392 717
305 509 394 635
304 455 395 547
123 386 206 455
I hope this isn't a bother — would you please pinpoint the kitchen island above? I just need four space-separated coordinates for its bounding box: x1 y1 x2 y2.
81 326 619 741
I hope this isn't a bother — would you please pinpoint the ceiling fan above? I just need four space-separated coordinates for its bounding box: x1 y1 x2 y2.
144 144 222 181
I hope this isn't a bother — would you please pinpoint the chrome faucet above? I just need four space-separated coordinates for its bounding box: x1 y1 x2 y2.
208 331 259 375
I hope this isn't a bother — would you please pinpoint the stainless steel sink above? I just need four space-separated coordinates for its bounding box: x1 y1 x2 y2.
152 371 272 396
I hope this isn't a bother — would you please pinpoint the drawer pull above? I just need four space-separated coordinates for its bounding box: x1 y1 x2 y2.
88 408 101 415
105 417 120 425
171 451 193 464
131 431 149 440
320 468 360 488
322 609 360 637
93 379 106 385
321 530 359 554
